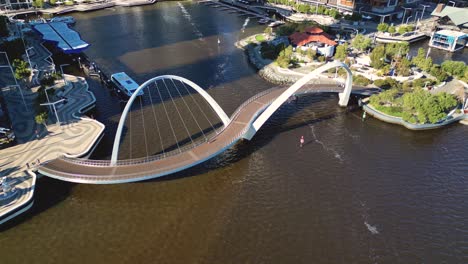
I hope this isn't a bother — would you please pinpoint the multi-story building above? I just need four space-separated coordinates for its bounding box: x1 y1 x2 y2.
0 0 33 12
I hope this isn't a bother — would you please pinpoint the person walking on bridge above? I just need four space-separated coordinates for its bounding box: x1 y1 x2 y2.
300 135 304 147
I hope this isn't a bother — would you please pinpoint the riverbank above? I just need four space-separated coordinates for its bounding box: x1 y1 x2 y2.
2 0 156 16
236 34 349 86
362 98 466 130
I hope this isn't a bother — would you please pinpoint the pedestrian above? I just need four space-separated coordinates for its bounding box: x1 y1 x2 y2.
26 163 30 169
35 129 39 140
37 159 40 164
300 135 304 148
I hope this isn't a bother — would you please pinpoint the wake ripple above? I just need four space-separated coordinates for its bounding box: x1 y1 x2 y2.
178 2 204 41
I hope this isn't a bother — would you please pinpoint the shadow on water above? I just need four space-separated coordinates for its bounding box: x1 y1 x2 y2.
143 93 360 183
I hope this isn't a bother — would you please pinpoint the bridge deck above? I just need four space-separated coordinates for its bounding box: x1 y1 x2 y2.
38 84 374 184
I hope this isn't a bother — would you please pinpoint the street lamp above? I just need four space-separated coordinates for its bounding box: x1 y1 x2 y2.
414 11 418 23
406 15 412 24
25 47 34 72
401 7 411 25
359 6 364 14
0 52 28 110
44 86 55 113
420 4 430 20
77 56 82 69
40 99 64 127
59 64 70 86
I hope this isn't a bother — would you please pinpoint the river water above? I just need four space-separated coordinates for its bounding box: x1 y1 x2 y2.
1 2 468 263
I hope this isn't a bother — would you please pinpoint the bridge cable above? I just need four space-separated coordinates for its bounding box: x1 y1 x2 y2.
169 78 207 141
147 82 166 157
138 94 150 158
155 80 182 153
128 101 132 159
179 80 217 133
161 79 195 146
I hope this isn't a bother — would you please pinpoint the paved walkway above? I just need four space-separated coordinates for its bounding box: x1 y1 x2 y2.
0 75 104 221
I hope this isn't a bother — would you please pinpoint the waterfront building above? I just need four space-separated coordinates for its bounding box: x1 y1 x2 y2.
429 29 467 52
289 26 337 57
0 0 32 12
430 4 468 31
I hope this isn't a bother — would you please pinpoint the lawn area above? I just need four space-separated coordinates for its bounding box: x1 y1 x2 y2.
372 104 404 118
255 34 265 42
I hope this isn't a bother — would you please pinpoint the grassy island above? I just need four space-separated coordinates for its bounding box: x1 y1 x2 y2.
369 88 459 124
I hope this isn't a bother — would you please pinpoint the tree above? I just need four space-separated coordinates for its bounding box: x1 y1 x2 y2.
441 60 466 78
430 65 448 82
307 48 316 61
351 34 372 51
32 0 44 8
396 57 411 76
397 26 407 35
385 42 409 58
377 23 389 32
370 45 386 69
12 59 31 83
388 26 396 35
35 112 49 131
334 43 348 61
0 15 9 38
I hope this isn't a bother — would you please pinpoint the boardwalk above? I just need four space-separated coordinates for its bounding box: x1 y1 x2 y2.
39 84 376 184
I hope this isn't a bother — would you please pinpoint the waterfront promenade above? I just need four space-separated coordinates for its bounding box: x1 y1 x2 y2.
0 75 105 222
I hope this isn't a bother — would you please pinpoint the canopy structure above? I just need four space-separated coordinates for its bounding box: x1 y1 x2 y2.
33 22 89 54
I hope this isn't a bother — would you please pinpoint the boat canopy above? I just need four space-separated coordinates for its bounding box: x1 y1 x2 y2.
33 22 89 54
111 72 140 93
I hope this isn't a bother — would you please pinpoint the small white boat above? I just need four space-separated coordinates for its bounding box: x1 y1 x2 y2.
110 72 144 97
268 21 284 27
258 18 269 24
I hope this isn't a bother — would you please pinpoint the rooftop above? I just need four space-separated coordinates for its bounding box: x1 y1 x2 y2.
434 29 468 38
431 4 468 27
32 22 90 54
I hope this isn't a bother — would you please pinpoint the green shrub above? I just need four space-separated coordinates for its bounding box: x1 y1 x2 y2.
353 75 371 86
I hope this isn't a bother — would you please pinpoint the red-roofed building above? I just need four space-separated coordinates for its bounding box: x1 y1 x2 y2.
288 27 337 57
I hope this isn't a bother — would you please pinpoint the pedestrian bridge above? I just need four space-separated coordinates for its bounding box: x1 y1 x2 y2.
38 61 373 184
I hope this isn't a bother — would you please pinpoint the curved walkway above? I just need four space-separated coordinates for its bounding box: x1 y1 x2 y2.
38 83 375 184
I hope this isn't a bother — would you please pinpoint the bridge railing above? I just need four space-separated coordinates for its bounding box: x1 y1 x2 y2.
55 87 284 168
229 86 281 121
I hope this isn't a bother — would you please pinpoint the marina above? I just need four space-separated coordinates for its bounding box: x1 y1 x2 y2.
0 1 467 263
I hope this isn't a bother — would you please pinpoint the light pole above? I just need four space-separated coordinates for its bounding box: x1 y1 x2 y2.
315 3 318 15
448 1 455 7
59 64 69 86
40 99 64 127
414 11 418 23
25 47 34 72
401 7 411 25
0 52 28 110
77 56 82 69
420 4 430 20
406 15 412 24
359 6 364 14
44 86 54 112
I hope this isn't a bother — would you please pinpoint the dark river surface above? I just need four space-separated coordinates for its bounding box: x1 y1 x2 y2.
1 2 468 263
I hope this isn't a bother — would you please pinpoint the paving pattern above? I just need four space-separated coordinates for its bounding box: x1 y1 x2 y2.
0 75 104 219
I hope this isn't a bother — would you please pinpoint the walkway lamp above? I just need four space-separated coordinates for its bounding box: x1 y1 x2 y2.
25 47 34 73
40 99 65 127
359 6 364 14
0 52 28 110
420 4 430 20
406 15 412 24
60 64 69 86
401 7 411 25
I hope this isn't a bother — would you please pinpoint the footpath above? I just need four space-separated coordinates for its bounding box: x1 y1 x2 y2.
0 75 105 224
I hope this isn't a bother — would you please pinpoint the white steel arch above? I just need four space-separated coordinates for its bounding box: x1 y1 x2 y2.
247 61 353 138
111 75 230 164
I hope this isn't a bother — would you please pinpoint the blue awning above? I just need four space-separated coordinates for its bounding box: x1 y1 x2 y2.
33 22 89 54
